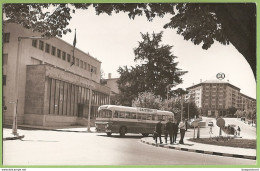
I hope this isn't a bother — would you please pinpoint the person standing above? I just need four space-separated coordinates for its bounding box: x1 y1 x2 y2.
164 124 169 144
179 118 186 144
237 126 241 136
155 119 163 144
173 120 178 143
166 118 174 144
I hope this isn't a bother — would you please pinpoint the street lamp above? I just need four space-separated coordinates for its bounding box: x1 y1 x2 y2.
12 36 48 137
87 69 94 132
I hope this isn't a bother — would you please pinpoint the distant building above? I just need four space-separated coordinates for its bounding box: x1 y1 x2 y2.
3 23 110 127
186 80 256 117
102 73 119 105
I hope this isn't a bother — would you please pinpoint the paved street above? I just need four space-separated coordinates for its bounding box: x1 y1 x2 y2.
3 124 256 166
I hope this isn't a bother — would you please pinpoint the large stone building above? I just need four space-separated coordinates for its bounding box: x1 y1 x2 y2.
186 80 256 117
3 23 111 127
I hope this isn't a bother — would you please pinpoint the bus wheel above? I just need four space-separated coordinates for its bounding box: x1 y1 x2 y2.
119 127 126 137
107 133 112 137
142 133 149 137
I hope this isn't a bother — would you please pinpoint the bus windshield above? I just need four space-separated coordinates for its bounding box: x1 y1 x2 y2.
98 109 112 118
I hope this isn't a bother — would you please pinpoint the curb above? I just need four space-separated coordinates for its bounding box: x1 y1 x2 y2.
140 139 256 160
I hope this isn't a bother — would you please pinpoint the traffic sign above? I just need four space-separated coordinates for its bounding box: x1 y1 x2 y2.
216 118 225 128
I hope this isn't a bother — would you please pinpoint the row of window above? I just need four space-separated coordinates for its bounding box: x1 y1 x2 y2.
32 39 97 74
47 78 109 116
99 110 174 121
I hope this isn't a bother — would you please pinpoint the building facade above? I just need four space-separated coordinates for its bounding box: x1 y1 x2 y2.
102 73 120 105
186 80 256 117
3 23 110 127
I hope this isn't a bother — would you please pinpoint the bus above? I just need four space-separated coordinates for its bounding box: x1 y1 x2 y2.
95 105 174 137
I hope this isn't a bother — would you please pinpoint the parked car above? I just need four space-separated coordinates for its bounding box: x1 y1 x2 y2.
208 121 214 127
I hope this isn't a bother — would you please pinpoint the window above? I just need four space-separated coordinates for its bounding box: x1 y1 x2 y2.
45 43 50 53
141 114 147 120
3 54 8 65
75 58 79 66
67 54 71 62
84 62 87 70
114 111 119 118
80 60 83 68
88 64 91 71
62 52 66 61
39 40 44 50
51 46 56 56
3 75 6 86
32 40 38 48
119 112 125 118
3 33 10 43
57 49 61 58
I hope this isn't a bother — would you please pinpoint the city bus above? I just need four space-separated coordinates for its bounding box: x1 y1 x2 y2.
95 105 174 137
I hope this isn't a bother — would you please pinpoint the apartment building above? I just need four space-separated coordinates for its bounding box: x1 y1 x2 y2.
186 80 256 117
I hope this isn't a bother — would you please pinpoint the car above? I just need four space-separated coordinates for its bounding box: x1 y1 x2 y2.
208 121 214 127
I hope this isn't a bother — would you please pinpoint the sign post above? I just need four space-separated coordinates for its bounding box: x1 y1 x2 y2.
216 118 225 136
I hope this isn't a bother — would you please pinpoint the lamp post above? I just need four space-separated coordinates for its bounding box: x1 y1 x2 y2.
12 36 47 137
87 69 93 132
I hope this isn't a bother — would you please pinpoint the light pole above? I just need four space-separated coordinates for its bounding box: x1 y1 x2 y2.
12 36 47 137
87 69 94 132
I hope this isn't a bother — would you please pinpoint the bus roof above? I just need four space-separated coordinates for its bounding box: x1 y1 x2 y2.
98 105 173 116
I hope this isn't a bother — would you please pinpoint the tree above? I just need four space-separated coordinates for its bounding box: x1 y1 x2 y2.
132 92 163 109
116 32 186 105
4 3 256 78
227 107 238 117
183 102 199 119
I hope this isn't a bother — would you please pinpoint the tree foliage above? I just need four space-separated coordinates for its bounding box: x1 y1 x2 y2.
132 92 163 110
3 3 256 77
117 32 186 105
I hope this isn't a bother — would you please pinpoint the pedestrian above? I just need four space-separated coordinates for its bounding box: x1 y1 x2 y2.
237 126 241 136
155 119 163 144
166 118 174 144
164 124 168 144
209 125 213 137
179 118 186 144
173 119 178 143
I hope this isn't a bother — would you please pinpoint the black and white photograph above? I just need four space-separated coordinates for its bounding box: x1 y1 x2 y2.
2 3 257 167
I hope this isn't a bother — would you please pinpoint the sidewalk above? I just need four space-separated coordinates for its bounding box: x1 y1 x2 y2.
141 137 256 160
2 124 96 140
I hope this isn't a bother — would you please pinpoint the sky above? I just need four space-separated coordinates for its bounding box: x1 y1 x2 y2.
61 6 256 99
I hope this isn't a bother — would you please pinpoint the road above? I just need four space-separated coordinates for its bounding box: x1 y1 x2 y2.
3 127 256 166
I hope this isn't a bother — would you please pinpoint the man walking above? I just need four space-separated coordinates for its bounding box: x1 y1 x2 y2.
179 118 186 144
166 118 174 144
155 119 163 144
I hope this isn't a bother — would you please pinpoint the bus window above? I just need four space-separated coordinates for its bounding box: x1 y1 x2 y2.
130 113 137 119
162 115 166 121
125 112 130 118
153 115 158 121
158 115 162 121
137 114 142 119
99 109 112 118
119 112 125 118
141 114 147 120
147 115 152 120
114 111 119 118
